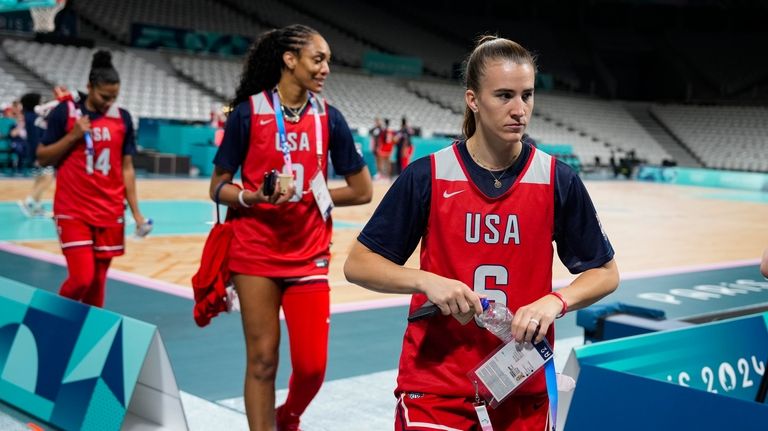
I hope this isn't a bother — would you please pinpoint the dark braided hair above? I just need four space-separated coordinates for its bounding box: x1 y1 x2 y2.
462 35 537 139
88 50 120 86
230 24 319 110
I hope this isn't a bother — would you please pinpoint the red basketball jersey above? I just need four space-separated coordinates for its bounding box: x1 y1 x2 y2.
54 103 127 226
228 91 332 277
396 144 556 398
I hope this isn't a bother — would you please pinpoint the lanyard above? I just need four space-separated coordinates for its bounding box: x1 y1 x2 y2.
271 90 324 175
544 359 558 431
68 101 95 175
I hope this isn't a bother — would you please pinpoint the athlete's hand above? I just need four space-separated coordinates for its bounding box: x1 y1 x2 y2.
420 273 484 318
510 294 562 344
133 213 146 228
247 181 296 205
71 116 91 140
272 181 296 205
54 86 71 101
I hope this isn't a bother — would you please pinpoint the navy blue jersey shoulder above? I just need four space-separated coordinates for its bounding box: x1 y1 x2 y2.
40 102 68 146
214 98 364 175
41 101 136 156
358 141 614 273
23 111 42 147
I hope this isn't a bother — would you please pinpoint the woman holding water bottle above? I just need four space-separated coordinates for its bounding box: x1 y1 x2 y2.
345 35 618 430
208 25 371 430
37 50 147 308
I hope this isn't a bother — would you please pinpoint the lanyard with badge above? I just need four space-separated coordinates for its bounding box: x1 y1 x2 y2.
470 342 562 431
67 101 95 175
271 89 333 220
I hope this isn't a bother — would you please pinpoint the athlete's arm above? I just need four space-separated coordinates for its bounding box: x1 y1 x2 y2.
760 247 768 278
344 241 484 317
511 259 619 344
330 167 372 206
326 105 372 206
512 161 619 344
345 159 482 317
209 101 294 206
37 114 90 167
123 155 145 227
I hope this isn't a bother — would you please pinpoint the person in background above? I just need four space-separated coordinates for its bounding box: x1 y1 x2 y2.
370 116 382 155
20 90 59 216
5 99 26 174
375 118 394 180
394 116 414 176
37 50 147 307
208 24 372 431
344 35 618 430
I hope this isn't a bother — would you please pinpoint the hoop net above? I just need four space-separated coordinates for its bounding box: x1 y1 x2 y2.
30 0 66 33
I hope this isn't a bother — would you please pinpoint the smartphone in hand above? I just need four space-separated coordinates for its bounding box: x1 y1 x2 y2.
263 169 277 196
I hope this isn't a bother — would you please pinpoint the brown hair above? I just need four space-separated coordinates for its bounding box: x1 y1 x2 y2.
462 35 537 138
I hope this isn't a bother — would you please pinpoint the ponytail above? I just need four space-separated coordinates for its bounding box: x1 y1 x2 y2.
88 50 120 86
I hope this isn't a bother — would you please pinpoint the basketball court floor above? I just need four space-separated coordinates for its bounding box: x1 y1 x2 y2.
0 177 766 430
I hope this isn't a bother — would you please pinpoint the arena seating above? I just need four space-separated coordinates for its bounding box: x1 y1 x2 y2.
293 0 466 78
0 68 28 106
666 31 768 97
3 40 215 122
322 70 462 137
168 54 462 136
223 0 373 68
2 0 765 175
72 0 262 43
171 55 240 99
651 104 768 172
406 79 670 164
533 94 670 165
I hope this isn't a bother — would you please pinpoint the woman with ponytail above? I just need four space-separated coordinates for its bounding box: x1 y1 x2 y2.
345 35 618 430
37 50 146 308
209 24 372 430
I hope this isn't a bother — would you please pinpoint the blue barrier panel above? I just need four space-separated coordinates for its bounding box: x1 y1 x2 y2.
637 165 768 191
362 50 423 77
189 144 218 176
0 280 187 430
157 124 215 156
130 23 251 55
562 313 768 430
566 365 768 431
137 118 161 150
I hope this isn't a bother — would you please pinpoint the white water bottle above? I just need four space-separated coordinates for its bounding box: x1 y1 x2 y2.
135 218 153 238
475 298 514 343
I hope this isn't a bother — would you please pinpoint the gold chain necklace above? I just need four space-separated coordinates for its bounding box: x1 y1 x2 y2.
281 99 308 123
276 88 308 123
468 145 520 189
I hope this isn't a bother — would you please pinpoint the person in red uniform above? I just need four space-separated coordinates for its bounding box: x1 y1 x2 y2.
209 24 372 431
37 50 146 308
345 36 619 430
375 118 395 179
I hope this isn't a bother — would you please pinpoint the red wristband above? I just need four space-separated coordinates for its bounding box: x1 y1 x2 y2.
549 291 568 318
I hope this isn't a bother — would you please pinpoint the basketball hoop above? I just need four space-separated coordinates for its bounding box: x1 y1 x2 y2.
30 0 66 33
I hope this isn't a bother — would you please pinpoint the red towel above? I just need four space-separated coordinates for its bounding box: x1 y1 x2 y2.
191 220 234 327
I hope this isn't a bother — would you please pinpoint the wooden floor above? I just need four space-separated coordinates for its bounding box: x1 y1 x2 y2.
3 177 767 305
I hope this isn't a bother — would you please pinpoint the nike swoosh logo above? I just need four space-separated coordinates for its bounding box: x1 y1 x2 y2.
260 119 273 125
442 190 465 198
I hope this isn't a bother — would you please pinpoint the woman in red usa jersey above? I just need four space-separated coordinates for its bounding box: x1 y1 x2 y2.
37 50 146 309
345 36 619 431
209 24 372 431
